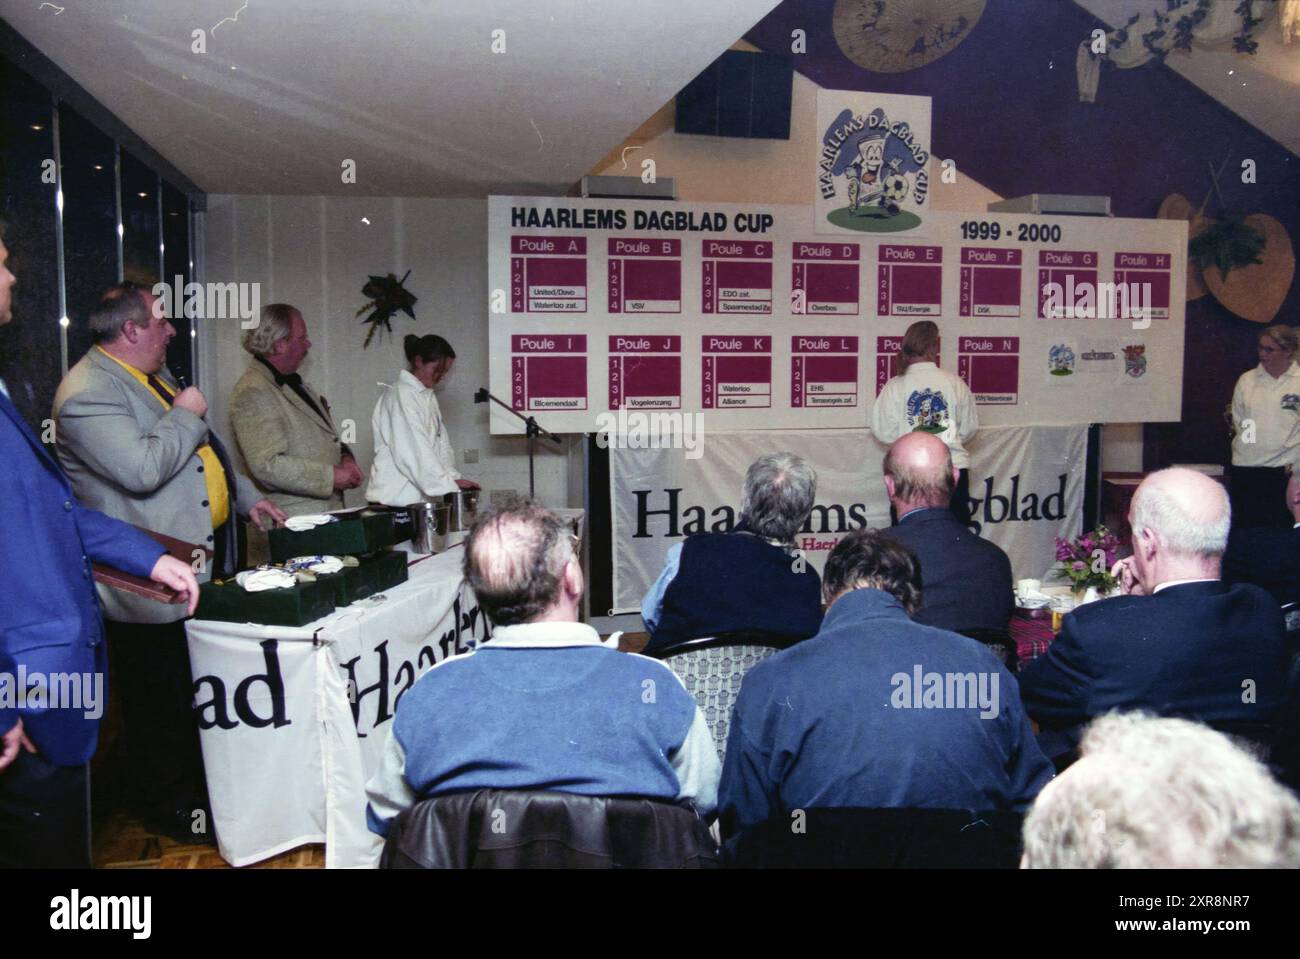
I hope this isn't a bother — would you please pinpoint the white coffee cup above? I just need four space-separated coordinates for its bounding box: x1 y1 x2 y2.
1017 578 1041 599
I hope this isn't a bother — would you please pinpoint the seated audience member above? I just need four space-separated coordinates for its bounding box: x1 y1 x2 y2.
718 529 1053 850
1223 463 1300 602
881 432 1013 633
1022 712 1300 868
366 500 720 837
641 452 822 653
1020 468 1289 761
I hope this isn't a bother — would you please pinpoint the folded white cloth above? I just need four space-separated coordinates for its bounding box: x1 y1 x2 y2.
286 555 345 575
236 568 299 592
284 514 337 531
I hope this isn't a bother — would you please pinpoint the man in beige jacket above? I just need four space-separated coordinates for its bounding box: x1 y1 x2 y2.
228 303 363 518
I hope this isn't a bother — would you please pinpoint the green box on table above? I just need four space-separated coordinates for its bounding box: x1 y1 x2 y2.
195 578 336 627
268 510 398 563
316 550 409 606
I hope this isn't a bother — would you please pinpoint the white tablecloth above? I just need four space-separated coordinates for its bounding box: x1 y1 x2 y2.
185 549 489 868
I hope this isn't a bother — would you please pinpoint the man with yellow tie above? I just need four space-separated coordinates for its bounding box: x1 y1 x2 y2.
52 282 285 842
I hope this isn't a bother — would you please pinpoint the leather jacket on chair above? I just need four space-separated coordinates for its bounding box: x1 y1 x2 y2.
379 789 720 869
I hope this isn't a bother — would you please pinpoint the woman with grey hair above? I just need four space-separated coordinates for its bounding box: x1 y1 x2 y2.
640 452 824 654
1022 713 1300 868
1229 323 1300 528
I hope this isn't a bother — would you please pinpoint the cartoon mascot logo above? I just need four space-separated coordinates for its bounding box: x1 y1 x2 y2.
819 107 929 233
906 388 949 434
1049 344 1076 377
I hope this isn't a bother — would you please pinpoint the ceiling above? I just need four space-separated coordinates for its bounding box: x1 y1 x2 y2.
1074 0 1300 156
1 0 780 196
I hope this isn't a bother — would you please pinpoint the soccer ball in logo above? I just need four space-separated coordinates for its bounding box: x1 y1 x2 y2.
882 173 909 203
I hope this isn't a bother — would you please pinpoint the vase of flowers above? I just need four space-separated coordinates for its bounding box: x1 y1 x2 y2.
1054 526 1121 605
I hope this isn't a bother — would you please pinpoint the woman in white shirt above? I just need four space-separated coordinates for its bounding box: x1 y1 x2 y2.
871 320 979 525
366 334 478 506
1229 324 1300 529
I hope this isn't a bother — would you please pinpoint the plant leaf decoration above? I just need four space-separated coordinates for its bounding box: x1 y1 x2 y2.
355 270 417 348
1188 215 1265 278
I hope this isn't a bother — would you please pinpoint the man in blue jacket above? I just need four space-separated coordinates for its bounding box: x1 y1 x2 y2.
0 230 200 868
719 528 1051 861
1020 468 1289 761
880 431 1013 633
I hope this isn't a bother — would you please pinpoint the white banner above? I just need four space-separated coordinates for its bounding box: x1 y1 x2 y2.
186 550 489 867
610 425 1086 613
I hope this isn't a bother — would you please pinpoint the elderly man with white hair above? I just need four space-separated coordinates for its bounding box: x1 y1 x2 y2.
1019 467 1290 762
228 303 363 517
640 452 823 654
1022 713 1300 868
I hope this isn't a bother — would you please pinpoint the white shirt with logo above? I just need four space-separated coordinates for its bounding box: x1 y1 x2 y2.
1231 361 1300 467
870 361 979 468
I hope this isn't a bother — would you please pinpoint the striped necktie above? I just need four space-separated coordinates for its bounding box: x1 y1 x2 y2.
147 374 174 405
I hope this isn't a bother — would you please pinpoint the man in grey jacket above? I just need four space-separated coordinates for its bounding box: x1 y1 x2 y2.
53 283 284 840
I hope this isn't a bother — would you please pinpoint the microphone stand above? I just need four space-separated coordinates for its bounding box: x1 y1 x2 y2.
474 388 563 500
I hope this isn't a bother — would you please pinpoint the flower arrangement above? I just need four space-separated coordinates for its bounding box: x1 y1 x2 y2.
1055 526 1121 594
355 271 418 348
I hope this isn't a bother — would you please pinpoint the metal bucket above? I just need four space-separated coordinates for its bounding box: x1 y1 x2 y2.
408 501 451 554
440 489 479 546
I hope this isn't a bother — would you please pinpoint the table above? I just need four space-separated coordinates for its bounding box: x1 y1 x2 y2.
1011 571 1130 665
1008 614 1055 665
185 548 489 868
1011 576 1078 665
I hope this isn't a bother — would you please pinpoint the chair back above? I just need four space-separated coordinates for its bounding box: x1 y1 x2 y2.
729 807 1024 869
650 631 799 764
958 627 1019 672
380 789 719 869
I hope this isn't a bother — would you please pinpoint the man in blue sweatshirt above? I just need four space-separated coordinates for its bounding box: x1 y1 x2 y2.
366 501 720 837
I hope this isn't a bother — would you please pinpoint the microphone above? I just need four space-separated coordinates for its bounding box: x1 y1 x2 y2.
474 387 489 404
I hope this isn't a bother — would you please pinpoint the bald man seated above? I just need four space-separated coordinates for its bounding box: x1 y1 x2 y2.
1019 468 1290 762
881 432 1013 635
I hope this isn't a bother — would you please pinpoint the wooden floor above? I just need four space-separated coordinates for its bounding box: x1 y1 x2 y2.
94 628 645 868
93 812 325 869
